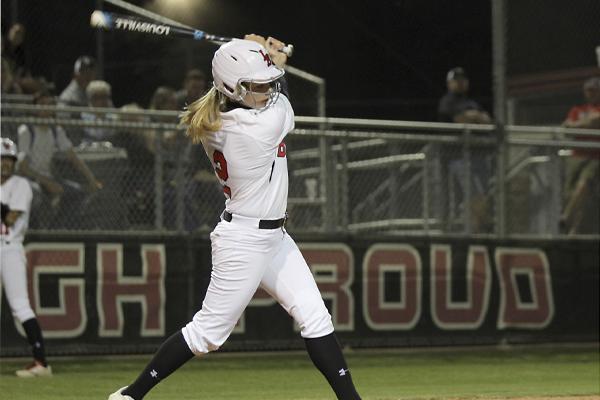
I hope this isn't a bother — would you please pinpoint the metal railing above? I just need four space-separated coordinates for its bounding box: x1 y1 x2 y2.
1 103 599 238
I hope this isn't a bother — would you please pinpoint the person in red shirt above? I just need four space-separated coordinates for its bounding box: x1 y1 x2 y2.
561 76 600 234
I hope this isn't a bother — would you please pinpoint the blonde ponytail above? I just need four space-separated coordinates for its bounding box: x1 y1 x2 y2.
180 87 224 143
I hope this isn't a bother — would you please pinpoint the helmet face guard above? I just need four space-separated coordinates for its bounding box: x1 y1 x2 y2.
237 79 281 110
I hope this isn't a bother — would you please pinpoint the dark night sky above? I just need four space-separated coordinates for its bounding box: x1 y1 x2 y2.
3 0 599 120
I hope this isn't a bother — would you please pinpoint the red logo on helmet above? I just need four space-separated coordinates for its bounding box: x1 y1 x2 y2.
251 49 273 67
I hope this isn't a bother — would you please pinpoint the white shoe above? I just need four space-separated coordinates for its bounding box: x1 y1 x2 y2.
108 387 134 400
15 360 53 378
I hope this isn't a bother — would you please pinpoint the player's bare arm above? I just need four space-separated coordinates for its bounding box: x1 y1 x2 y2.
66 149 103 192
3 209 24 227
17 158 64 196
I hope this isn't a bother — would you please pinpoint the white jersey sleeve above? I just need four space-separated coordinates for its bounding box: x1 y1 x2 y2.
17 124 32 158
56 126 73 151
6 177 33 213
0 176 33 243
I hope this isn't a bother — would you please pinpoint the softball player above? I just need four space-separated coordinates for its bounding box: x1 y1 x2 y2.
1 138 52 377
109 36 361 400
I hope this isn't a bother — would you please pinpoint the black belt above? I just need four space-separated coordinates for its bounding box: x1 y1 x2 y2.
223 211 285 229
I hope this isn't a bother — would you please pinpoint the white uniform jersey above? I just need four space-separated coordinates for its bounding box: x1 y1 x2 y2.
0 175 33 244
201 94 294 220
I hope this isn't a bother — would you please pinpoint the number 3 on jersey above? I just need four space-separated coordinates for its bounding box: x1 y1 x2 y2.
213 150 232 198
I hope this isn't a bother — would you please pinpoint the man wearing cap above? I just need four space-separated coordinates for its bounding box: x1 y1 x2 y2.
58 56 97 107
438 67 491 124
437 67 493 232
560 76 600 234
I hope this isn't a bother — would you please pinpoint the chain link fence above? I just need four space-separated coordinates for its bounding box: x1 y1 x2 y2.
2 1 599 238
2 105 598 237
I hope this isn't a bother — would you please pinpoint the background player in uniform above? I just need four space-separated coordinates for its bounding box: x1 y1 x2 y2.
0 138 52 378
108 35 362 400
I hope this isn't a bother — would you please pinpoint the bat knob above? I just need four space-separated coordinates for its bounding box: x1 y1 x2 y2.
282 44 294 58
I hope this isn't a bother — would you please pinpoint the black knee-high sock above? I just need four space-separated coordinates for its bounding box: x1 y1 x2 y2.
305 332 361 400
22 318 47 366
123 331 194 400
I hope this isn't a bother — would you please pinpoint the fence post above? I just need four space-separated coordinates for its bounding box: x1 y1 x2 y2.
550 131 562 236
422 146 430 234
154 130 164 230
492 0 508 237
463 128 472 235
175 134 185 232
339 133 349 230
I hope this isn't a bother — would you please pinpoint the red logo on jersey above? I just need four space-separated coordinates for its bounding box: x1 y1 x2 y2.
213 150 229 181
213 150 231 199
277 142 287 157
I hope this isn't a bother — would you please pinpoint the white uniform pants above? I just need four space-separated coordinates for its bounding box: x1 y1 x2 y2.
182 218 334 354
0 244 36 322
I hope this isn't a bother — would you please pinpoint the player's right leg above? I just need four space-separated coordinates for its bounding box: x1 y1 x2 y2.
111 222 282 400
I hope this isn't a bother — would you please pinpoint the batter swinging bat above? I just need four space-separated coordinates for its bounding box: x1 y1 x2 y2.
90 10 294 57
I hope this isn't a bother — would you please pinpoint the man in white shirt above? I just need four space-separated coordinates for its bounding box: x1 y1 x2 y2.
18 91 102 227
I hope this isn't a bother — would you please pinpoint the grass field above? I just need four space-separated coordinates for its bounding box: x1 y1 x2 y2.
0 344 598 400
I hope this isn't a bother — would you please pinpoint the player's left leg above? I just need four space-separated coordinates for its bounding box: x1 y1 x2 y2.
260 232 362 400
0 246 51 377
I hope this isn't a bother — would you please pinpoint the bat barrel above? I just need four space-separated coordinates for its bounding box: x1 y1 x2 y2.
90 10 294 57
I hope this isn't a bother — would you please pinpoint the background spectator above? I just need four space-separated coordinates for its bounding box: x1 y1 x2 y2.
17 90 102 228
175 68 207 110
19 76 54 96
149 85 219 230
149 86 184 229
81 79 117 143
58 55 96 107
151 86 178 113
3 23 29 80
1 56 22 94
438 67 494 233
112 103 156 228
560 76 600 234
438 67 492 124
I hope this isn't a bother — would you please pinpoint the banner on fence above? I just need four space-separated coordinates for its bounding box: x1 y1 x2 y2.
1 235 598 355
